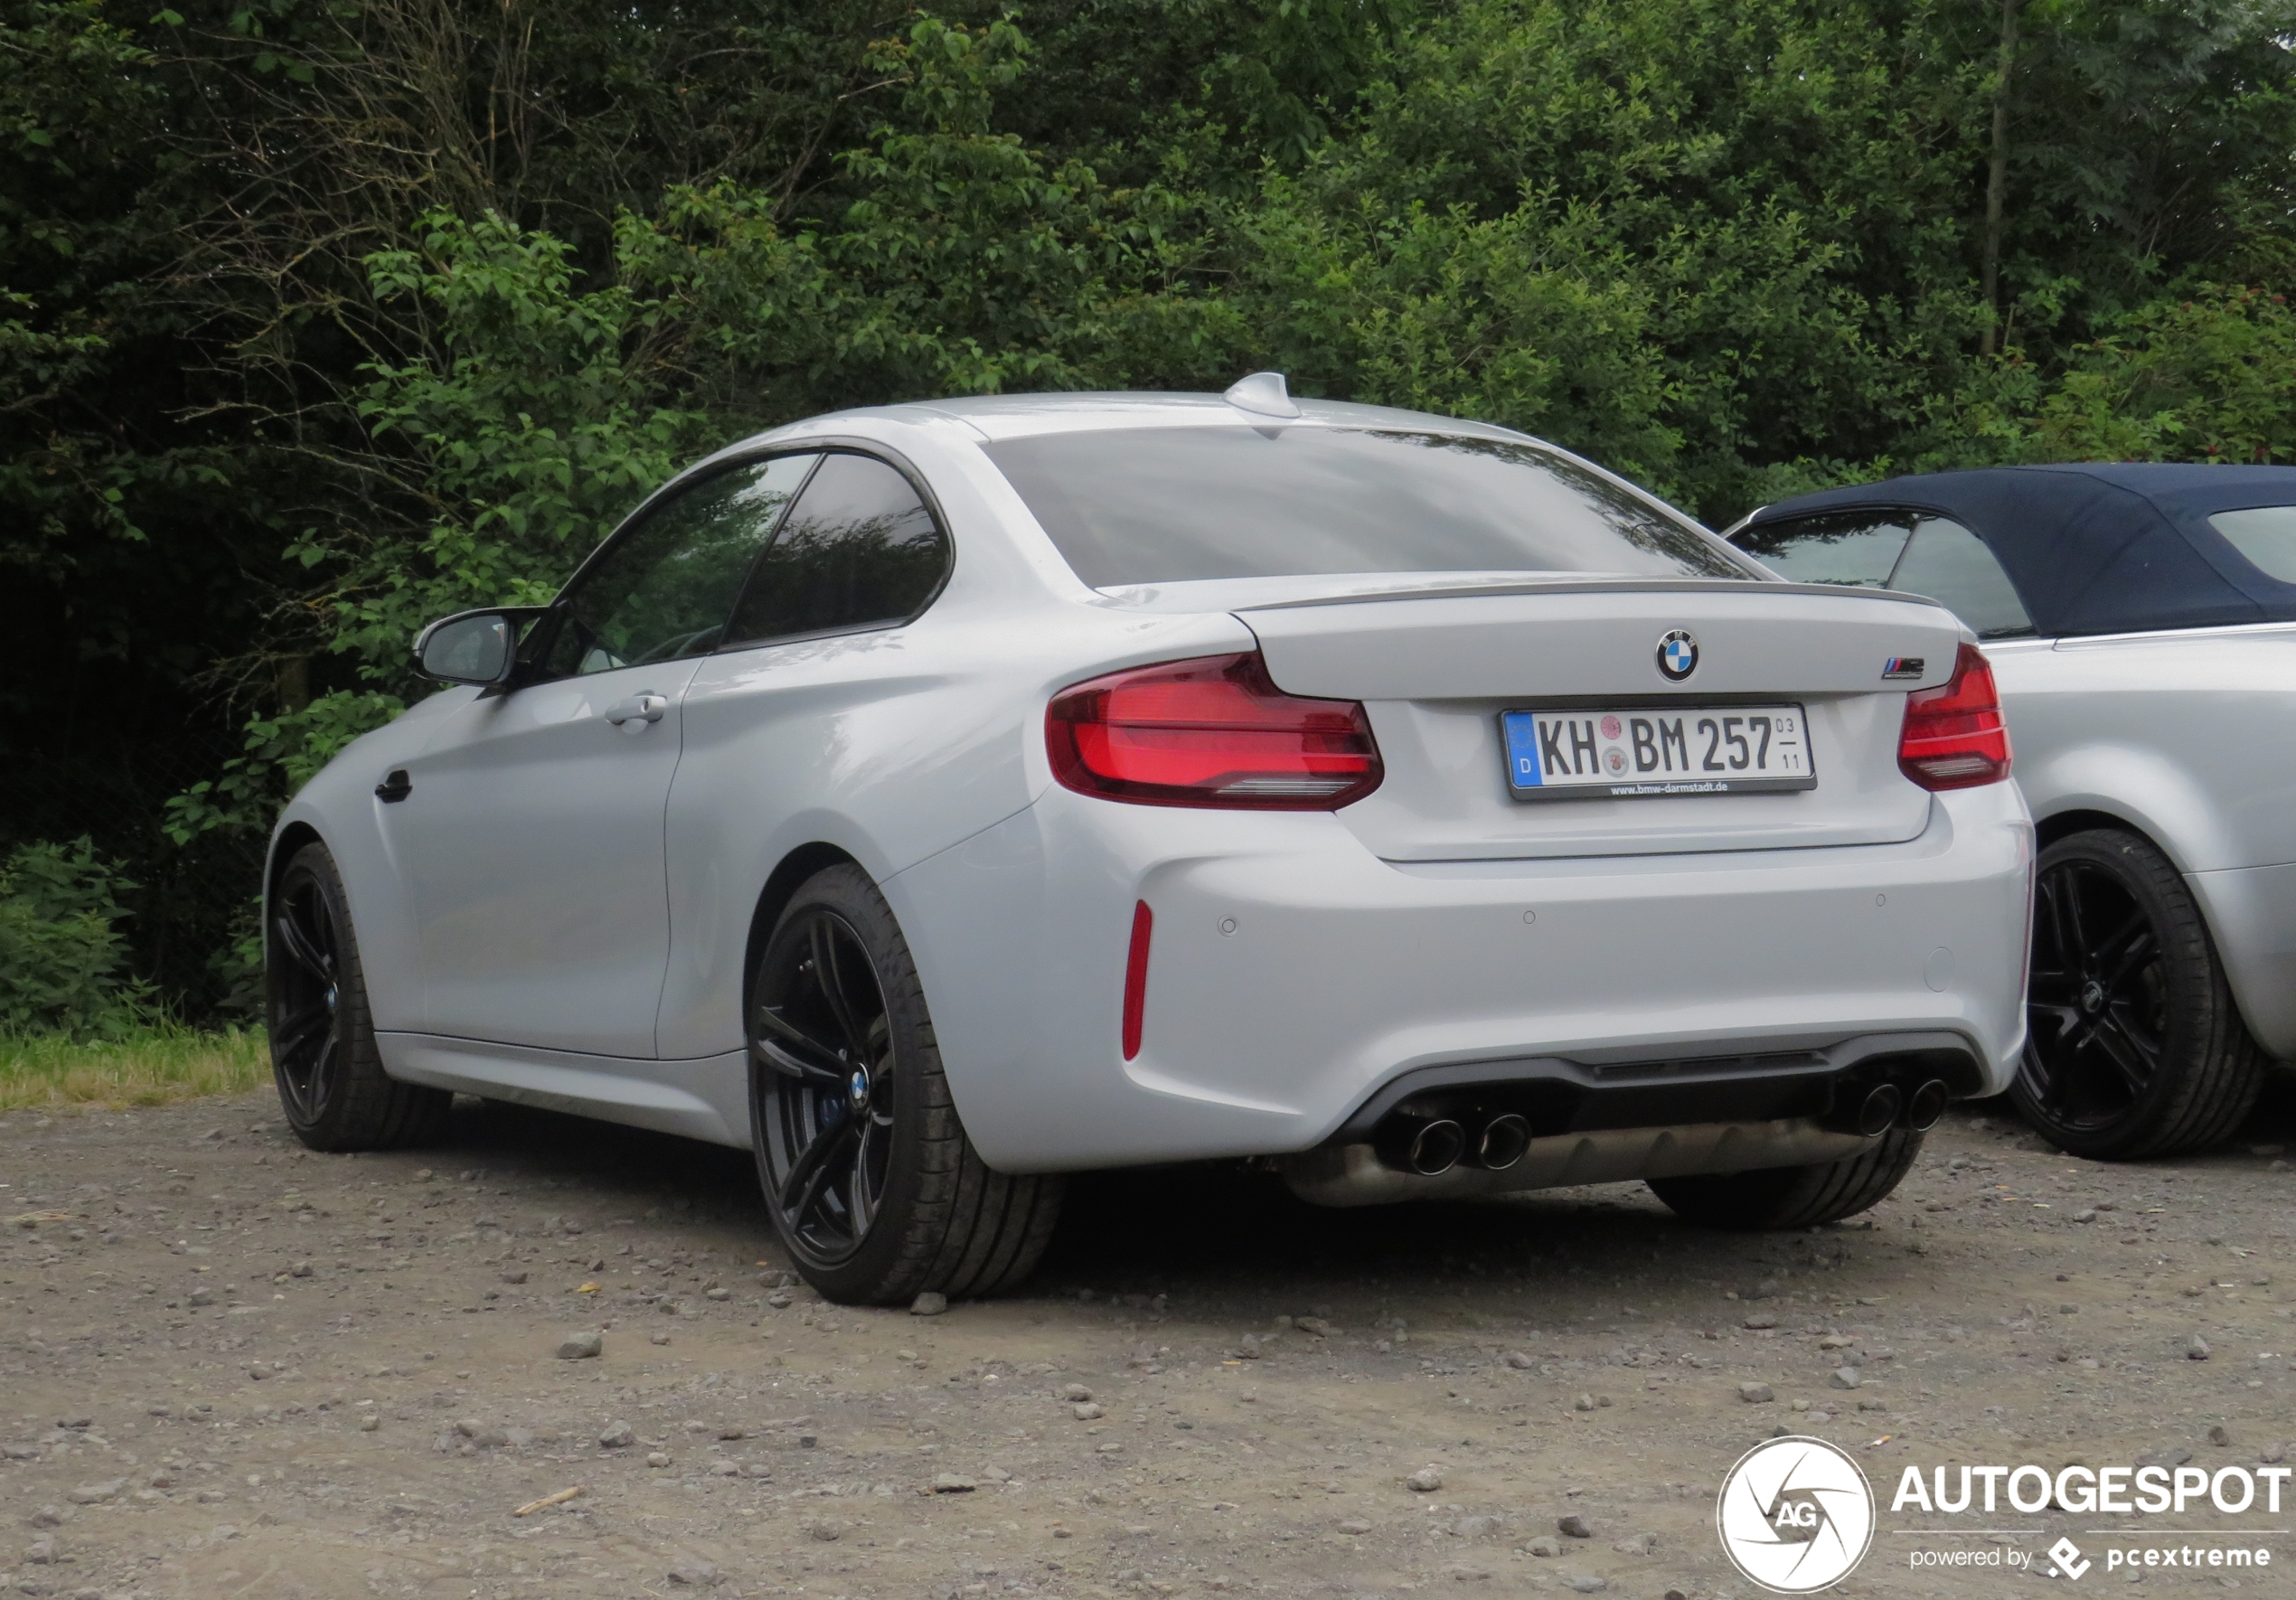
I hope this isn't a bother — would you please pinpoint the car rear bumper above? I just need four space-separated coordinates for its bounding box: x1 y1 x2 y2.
2190 861 2296 1060
888 780 2033 1173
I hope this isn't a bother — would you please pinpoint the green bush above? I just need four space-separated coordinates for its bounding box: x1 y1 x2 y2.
0 838 152 1038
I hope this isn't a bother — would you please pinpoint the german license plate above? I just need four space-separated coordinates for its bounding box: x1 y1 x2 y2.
1501 705 1816 800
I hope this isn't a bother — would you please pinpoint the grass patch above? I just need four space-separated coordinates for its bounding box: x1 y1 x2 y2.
0 1025 269 1111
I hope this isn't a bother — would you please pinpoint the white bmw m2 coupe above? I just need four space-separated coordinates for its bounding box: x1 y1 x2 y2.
265 376 2033 1304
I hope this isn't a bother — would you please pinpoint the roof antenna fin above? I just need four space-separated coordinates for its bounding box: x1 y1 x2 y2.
1223 371 1301 420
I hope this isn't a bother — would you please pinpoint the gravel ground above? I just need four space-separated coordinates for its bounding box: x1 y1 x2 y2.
2 1087 2291 1600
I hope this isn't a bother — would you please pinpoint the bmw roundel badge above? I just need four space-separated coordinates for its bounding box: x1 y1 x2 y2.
1655 628 1699 682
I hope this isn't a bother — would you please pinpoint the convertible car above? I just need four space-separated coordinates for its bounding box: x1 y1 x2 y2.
266 377 2031 1303
1733 465 2296 1159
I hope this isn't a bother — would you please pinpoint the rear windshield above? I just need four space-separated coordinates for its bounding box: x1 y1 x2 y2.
980 425 1752 588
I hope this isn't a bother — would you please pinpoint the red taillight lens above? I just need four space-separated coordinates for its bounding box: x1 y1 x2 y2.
1047 652 1384 808
1897 642 2012 791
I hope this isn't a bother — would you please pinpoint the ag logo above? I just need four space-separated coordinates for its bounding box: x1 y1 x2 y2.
2047 1537 2091 1580
1716 1435 1875 1593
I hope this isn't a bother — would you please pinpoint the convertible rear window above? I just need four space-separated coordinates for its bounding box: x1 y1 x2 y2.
981 426 1751 588
2207 505 2296 583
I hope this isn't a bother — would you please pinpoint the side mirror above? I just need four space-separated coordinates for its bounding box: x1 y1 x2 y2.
413 607 541 686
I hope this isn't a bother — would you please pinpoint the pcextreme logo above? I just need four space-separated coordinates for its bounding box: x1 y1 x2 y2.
1716 1436 1877 1593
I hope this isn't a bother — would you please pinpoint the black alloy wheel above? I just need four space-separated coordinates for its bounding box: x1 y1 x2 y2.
751 908 899 1268
265 842 451 1151
745 864 1063 1304
269 867 345 1125
2010 829 2264 1159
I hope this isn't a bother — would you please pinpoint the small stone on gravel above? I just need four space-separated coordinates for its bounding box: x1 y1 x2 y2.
2210 1425 2232 1445
1529 1537 1560 1557
598 1420 635 1448
1407 1467 1443 1492
2188 1334 2213 1360
911 1291 948 1316
1829 1365 1862 1388
666 1555 721 1586
1738 1382 1774 1403
1063 1383 1093 1401
555 1330 602 1360
1557 1513 1593 1539
1074 1402 1105 1420
932 1473 977 1492
1565 1570 1607 1592
1504 1351 1536 1369
1339 1518 1373 1535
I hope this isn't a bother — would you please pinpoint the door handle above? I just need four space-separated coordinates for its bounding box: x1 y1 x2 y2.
375 769 412 803
605 693 669 727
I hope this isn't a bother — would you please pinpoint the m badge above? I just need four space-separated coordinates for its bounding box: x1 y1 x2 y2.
1882 656 1925 680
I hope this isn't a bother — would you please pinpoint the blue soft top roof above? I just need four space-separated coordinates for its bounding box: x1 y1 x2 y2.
1747 463 2296 636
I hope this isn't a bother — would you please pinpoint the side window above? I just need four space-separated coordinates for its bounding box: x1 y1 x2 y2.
2208 505 2296 582
540 455 816 678
1888 515 2035 638
722 452 950 646
1736 511 1915 587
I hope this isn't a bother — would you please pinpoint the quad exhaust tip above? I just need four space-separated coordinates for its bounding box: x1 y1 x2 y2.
1404 1118 1466 1175
1855 1083 1903 1138
1906 1078 1950 1132
1477 1113 1531 1171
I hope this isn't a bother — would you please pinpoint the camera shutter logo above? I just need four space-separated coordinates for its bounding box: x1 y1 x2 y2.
1715 1435 1876 1593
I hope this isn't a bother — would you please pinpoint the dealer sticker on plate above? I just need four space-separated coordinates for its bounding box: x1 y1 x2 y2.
1501 706 1816 800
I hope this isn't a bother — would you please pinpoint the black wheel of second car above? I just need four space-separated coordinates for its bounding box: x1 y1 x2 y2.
747 864 1064 1305
2010 828 2265 1160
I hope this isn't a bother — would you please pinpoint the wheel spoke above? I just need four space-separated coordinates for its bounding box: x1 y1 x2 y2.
2098 924 2156 991
271 1000 333 1060
302 1031 340 1115
2058 867 2092 967
2040 871 2084 977
2087 1012 2154 1095
750 1011 848 1087
809 918 872 1062
275 908 332 983
779 1113 860 1222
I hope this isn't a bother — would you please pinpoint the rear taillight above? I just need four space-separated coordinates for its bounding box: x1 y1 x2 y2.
1047 652 1384 808
1897 642 2012 790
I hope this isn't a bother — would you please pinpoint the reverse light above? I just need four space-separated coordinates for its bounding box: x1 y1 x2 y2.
1897 642 2012 790
1046 652 1383 808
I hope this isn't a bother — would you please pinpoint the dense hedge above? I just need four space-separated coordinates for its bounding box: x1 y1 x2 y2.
7 0 2295 1015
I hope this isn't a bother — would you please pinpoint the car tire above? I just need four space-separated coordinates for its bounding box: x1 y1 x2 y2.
1646 1127 1924 1229
747 863 1064 1306
2010 828 2266 1160
267 841 452 1152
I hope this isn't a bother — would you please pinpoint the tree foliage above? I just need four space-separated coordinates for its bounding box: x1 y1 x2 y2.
9 0 2296 1013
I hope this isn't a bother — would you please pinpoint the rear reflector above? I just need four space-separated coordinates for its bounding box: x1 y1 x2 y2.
1897 642 2012 790
1121 900 1153 1061
1047 652 1383 808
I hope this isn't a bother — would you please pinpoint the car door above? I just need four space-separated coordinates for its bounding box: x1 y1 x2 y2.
654 450 956 1059
386 454 815 1055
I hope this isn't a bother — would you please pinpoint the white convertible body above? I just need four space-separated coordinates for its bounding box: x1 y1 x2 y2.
270 393 2033 1183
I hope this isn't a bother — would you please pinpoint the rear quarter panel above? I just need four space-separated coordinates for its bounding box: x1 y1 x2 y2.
1994 627 2296 872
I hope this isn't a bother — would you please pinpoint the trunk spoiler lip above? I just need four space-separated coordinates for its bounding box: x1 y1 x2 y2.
1228 575 1953 613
